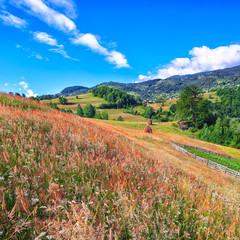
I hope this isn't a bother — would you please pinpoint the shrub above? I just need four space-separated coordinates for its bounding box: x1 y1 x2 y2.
117 116 124 121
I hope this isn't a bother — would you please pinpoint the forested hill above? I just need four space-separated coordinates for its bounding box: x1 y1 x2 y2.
59 65 240 99
61 86 90 95
102 65 240 99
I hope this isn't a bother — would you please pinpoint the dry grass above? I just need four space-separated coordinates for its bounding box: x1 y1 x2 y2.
0 93 239 239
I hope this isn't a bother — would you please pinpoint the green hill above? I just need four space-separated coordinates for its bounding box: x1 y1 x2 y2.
59 65 240 100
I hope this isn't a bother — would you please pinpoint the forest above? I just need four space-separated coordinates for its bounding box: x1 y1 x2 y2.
176 86 240 149
92 85 138 108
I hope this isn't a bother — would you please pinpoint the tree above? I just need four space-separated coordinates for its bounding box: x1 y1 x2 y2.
58 96 68 105
176 85 210 129
144 106 154 118
101 111 109 120
49 102 59 110
76 104 84 117
83 104 96 118
117 116 124 121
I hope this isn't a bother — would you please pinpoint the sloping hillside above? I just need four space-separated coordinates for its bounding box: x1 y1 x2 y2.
0 93 239 239
102 65 240 99
59 65 240 100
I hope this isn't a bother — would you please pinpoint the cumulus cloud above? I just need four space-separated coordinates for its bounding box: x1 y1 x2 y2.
138 44 240 82
106 50 130 69
4 83 9 86
26 89 38 97
33 31 63 47
19 81 28 89
19 80 38 97
10 0 76 33
71 33 130 68
0 10 28 29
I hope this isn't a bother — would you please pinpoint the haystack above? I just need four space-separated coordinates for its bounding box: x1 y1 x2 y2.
143 125 152 133
147 119 152 125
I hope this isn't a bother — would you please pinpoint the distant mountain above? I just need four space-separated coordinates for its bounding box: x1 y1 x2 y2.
60 65 240 100
61 86 90 95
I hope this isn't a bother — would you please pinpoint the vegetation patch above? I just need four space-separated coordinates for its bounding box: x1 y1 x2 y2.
184 147 240 171
0 93 48 111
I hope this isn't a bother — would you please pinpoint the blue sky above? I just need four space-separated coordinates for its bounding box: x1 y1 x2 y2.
1 0 240 96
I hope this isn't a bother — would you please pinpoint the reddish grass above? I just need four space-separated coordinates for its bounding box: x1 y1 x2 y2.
0 93 239 239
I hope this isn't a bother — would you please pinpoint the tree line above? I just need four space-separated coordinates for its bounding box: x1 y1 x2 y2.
175 85 240 149
92 86 138 109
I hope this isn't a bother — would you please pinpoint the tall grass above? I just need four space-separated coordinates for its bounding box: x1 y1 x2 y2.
0 93 239 239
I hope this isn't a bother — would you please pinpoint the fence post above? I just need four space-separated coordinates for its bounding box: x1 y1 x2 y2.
207 159 209 166
225 167 227 174
215 163 217 168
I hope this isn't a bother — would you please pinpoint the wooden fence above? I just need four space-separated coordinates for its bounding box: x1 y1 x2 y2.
170 141 240 179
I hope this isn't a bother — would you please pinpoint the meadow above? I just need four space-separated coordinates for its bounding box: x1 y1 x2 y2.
184 148 240 171
0 93 239 239
42 93 107 112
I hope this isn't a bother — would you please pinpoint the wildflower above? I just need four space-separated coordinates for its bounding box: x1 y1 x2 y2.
46 235 54 239
31 198 39 205
0 177 4 180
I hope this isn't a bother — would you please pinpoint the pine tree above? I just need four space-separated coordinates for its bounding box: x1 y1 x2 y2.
83 104 96 118
76 104 84 117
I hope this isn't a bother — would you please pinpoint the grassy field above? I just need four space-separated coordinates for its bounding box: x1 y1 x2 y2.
41 93 107 111
42 93 148 122
185 147 240 171
0 93 240 239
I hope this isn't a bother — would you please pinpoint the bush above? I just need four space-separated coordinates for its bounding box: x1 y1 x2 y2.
117 116 124 121
76 104 84 117
58 96 68 105
102 111 109 120
83 104 96 118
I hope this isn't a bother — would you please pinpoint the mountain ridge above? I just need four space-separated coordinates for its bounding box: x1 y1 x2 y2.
60 65 240 99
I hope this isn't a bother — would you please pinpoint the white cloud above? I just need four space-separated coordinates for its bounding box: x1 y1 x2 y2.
10 0 76 33
4 83 9 86
138 44 240 82
44 0 77 19
31 52 44 60
49 48 78 61
33 31 63 47
106 50 130 69
26 89 38 97
71 33 130 68
19 81 28 89
7 0 130 68
0 10 28 29
18 80 38 97
72 33 109 55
